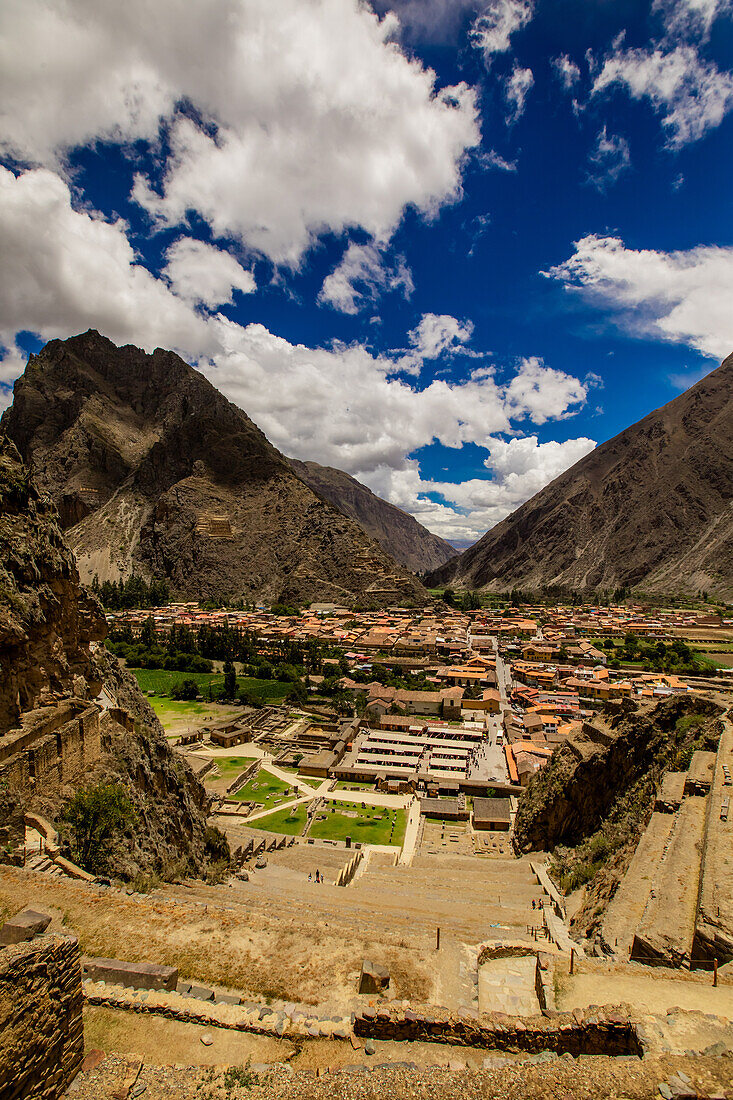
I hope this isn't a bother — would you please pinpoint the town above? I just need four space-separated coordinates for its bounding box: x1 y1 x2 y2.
103 596 732 851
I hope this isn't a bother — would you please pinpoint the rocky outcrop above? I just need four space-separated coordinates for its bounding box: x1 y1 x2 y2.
429 353 733 599
0 433 212 880
88 649 211 879
2 330 426 606
289 458 454 573
513 696 724 948
514 696 722 853
0 434 105 733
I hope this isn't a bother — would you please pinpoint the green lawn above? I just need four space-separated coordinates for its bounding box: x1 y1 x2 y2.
213 755 259 776
131 668 291 703
245 804 309 835
334 780 375 791
148 696 216 722
231 770 295 810
308 801 406 846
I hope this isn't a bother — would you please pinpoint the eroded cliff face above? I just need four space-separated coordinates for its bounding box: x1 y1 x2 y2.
0 433 211 879
513 696 722 854
513 696 724 945
0 434 105 733
89 650 211 879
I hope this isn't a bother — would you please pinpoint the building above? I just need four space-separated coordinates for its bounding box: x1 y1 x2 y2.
473 797 512 831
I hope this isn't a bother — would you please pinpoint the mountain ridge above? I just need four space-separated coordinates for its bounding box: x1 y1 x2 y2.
288 458 454 573
1 331 426 607
428 354 733 599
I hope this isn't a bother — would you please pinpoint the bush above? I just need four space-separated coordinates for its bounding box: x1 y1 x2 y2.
204 825 231 864
60 783 137 875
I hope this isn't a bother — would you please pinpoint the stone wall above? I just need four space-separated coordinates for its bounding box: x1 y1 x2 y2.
0 702 102 809
0 933 84 1100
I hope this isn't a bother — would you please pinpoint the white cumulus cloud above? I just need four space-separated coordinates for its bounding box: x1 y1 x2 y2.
553 54 581 89
654 0 733 39
504 64 535 121
408 313 474 359
0 166 211 358
547 234 733 360
0 0 479 266
592 43 733 146
0 164 591 544
362 434 596 542
319 243 413 315
586 126 631 190
164 238 255 309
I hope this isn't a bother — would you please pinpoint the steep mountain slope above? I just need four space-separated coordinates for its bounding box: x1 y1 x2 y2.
429 354 733 598
289 458 454 573
2 331 425 606
0 433 211 879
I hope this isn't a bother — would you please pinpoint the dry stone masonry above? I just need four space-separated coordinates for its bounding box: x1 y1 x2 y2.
0 933 84 1100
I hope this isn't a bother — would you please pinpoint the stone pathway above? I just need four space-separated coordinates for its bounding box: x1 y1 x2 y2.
478 956 540 1017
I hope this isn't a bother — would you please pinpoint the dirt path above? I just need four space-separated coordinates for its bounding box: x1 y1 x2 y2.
559 970 733 1017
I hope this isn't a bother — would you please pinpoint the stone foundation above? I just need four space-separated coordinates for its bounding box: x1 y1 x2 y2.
0 933 84 1100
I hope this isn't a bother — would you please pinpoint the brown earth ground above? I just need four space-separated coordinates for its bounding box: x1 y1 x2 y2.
0 867 435 1007
559 965 733 1016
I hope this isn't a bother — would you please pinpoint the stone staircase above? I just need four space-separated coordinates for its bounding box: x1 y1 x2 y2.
25 853 67 879
600 715 733 970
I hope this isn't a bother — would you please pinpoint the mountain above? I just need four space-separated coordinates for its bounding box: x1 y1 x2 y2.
428 354 733 599
289 458 454 573
1 331 426 606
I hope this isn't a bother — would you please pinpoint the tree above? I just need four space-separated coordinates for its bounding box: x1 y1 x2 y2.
286 681 307 705
139 615 156 649
170 678 199 700
223 659 237 699
60 783 137 875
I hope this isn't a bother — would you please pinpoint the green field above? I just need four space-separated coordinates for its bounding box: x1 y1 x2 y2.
148 697 217 722
231 770 295 811
334 780 375 791
212 755 259 777
131 668 291 703
245 804 309 835
308 801 406 846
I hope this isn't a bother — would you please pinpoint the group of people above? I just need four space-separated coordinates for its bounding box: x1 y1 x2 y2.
308 869 323 883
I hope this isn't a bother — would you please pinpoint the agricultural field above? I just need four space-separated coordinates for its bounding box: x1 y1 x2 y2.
131 668 292 704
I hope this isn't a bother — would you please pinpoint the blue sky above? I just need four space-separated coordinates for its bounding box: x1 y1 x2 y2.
0 0 731 545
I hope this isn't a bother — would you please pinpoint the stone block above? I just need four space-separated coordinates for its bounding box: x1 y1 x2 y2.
359 959 390 995
0 908 52 945
188 985 216 1001
82 956 178 991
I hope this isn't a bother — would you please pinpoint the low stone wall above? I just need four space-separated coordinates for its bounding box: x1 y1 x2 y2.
0 933 84 1100
353 1003 644 1057
83 981 644 1059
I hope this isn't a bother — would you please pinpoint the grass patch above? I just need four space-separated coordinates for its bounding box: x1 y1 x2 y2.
334 781 376 791
308 801 406 846
132 668 291 703
246 804 308 835
232 771 295 811
212 755 259 776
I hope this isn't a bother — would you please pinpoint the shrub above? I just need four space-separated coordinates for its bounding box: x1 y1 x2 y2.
60 783 137 875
